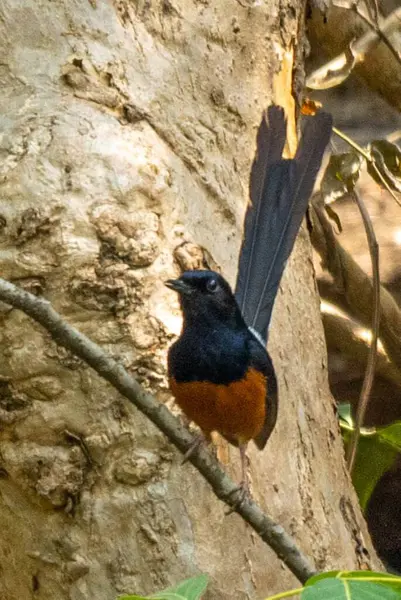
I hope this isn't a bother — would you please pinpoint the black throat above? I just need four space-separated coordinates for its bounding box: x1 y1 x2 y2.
168 303 252 385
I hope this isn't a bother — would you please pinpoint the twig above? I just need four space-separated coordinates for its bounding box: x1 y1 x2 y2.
0 277 316 584
332 126 401 209
352 1 401 67
332 126 370 161
345 189 380 472
306 7 401 90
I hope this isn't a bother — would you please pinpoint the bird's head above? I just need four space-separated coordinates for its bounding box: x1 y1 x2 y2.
165 270 243 328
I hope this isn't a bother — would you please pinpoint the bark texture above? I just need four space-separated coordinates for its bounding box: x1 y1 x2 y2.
0 1 379 599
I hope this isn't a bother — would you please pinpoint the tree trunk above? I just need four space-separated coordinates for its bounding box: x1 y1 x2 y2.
0 1 379 599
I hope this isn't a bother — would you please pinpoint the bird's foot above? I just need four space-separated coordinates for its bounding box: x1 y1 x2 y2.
181 432 208 464
224 478 251 514
224 443 251 514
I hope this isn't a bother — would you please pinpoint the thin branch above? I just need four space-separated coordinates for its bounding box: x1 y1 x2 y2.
332 126 370 161
353 1 401 67
345 189 380 472
0 277 316 584
306 7 401 91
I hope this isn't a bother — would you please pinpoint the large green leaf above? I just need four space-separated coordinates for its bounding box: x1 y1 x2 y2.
308 570 401 587
302 578 401 599
377 423 401 451
151 575 209 600
120 575 209 600
351 432 397 511
339 406 400 511
303 571 401 599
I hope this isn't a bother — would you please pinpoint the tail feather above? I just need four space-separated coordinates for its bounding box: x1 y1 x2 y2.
235 106 332 341
236 106 287 317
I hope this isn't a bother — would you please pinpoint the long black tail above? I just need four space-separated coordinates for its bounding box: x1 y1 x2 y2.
235 106 332 342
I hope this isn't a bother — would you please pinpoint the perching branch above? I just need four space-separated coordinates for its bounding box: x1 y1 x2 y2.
0 276 316 585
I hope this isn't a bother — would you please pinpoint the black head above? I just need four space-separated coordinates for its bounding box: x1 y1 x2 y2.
165 270 245 329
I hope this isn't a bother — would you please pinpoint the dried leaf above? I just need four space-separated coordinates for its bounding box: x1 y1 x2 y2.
325 204 343 233
321 151 363 204
306 42 359 90
368 140 401 193
332 0 354 8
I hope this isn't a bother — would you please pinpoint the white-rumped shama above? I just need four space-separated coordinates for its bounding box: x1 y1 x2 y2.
165 106 332 494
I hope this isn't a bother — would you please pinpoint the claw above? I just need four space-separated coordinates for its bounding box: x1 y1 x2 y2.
182 433 208 464
224 481 250 514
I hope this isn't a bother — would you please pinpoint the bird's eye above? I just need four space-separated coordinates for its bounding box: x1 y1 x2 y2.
206 278 218 293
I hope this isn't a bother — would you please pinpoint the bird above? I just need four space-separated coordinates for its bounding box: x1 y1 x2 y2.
165 105 332 495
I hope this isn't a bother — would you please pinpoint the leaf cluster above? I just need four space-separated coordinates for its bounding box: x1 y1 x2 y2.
118 571 401 600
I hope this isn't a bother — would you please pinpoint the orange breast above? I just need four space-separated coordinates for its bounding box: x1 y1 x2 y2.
169 368 267 445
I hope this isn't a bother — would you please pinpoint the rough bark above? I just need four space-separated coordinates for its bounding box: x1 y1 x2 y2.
0 1 379 600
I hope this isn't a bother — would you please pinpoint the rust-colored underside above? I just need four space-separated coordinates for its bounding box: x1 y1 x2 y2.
169 368 267 445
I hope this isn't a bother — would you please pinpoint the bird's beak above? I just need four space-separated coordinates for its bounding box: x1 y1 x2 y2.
165 278 193 295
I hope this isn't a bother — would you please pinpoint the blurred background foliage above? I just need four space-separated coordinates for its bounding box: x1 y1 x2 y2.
306 0 401 574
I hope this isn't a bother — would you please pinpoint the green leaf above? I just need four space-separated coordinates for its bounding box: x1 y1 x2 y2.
339 414 401 511
120 575 209 600
377 422 401 451
303 571 401 599
350 430 397 511
120 596 151 600
150 595 185 600
302 578 401 599
338 403 353 428
307 570 401 586
152 575 209 600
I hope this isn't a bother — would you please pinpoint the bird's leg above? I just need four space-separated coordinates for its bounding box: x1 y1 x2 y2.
238 443 250 497
181 432 209 464
225 443 250 513
180 413 191 428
